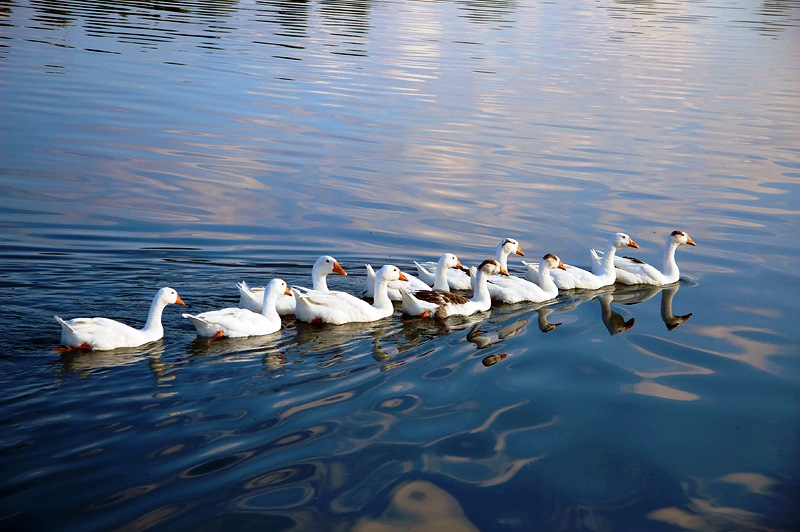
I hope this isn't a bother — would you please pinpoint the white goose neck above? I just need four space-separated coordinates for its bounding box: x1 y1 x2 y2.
142 294 167 337
261 286 282 320
471 270 492 304
538 265 558 293
495 245 510 270
312 265 329 291
433 256 450 290
372 276 394 310
661 239 680 279
597 240 620 276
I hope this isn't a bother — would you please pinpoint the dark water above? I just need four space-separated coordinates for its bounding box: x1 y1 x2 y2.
1 0 799 530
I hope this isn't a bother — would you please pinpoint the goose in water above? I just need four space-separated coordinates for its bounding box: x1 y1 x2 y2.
294 265 407 325
591 230 696 285
487 253 566 304
400 259 509 319
54 287 185 351
184 279 290 338
524 232 639 290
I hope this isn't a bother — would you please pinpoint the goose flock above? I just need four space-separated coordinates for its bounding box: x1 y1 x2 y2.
54 230 696 351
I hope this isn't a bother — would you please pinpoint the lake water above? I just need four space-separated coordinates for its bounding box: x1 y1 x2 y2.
1 0 799 529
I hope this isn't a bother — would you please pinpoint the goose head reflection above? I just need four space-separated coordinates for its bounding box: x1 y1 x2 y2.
595 290 635 335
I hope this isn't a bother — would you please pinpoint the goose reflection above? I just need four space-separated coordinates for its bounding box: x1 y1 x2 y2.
605 283 693 331
660 283 692 330
186 330 288 369
56 340 169 380
466 319 527 350
595 290 636 335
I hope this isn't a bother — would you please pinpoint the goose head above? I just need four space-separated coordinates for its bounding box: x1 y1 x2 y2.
542 254 567 271
157 287 185 306
314 255 348 276
439 253 467 272
670 230 696 247
611 232 639 250
265 278 292 297
377 265 409 283
500 238 525 257
478 259 509 276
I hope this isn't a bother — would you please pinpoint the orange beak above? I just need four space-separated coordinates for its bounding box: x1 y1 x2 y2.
516 247 525 257
284 287 292 296
558 261 567 271
499 266 510 276
628 238 639 249
398 271 409 282
686 237 696 246
176 294 186 306
455 260 468 272
333 261 347 276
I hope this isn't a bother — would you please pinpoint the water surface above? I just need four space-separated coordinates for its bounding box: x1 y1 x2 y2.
1 0 799 530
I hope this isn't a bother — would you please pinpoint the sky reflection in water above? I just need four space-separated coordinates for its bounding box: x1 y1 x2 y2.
0 0 799 530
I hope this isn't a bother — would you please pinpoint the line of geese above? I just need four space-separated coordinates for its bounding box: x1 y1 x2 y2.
54 230 696 351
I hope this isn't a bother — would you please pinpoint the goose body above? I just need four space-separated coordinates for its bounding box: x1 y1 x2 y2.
590 230 696 285
367 253 465 300
525 233 639 290
415 238 524 291
54 287 185 351
294 265 407 325
488 254 566 304
400 259 509 319
238 255 346 315
184 279 290 338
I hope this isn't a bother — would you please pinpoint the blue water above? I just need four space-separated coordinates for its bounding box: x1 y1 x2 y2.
1 0 799 529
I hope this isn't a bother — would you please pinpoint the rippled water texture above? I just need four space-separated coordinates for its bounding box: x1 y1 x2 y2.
1 0 799 530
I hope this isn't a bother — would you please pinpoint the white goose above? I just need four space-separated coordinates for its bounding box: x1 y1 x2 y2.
488 254 566 304
400 259 509 319
183 279 290 338
293 265 408 325
365 253 466 301
54 287 185 351
524 233 639 290
237 255 347 315
415 238 524 290
590 230 696 285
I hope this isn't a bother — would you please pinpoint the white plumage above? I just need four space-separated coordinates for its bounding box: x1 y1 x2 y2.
55 287 185 351
184 278 290 338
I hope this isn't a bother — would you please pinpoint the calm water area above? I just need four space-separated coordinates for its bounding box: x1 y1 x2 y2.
1 0 799 530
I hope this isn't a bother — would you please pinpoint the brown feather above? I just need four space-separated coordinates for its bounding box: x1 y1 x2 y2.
413 289 470 306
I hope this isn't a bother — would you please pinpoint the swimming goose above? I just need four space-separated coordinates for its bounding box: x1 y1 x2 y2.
400 259 509 319
415 238 524 290
591 230 696 285
183 279 290 338
54 287 185 351
237 255 347 315
488 254 566 304
524 233 639 290
294 265 408 325
366 253 466 300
